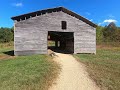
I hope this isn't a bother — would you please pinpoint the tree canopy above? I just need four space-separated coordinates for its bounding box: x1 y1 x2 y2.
0 27 13 43
97 22 120 42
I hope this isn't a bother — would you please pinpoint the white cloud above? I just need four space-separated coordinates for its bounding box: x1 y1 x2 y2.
103 19 117 23
98 19 117 26
12 3 23 7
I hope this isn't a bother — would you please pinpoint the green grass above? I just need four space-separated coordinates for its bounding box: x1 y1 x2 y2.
48 41 55 47
0 42 60 90
0 42 13 55
97 42 120 47
74 47 120 90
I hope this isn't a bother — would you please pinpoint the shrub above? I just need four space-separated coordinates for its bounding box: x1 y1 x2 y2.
0 27 13 43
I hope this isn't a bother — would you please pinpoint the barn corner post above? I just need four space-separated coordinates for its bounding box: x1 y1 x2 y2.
47 31 49 55
73 33 76 54
13 20 17 56
95 27 97 55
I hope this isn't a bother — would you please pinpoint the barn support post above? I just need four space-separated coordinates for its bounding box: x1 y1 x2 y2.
60 41 62 48
60 41 66 49
55 40 58 48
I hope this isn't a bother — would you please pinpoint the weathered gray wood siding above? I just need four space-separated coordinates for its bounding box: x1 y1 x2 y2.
74 28 96 54
14 26 48 55
14 11 96 55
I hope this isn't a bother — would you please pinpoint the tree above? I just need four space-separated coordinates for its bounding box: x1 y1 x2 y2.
0 27 14 43
114 28 120 42
96 26 104 42
102 22 118 41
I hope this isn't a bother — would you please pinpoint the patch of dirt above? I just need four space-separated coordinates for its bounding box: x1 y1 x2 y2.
0 55 15 60
97 45 112 49
49 52 100 90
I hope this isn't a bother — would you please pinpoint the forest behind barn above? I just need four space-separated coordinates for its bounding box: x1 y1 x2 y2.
0 27 14 43
96 22 120 45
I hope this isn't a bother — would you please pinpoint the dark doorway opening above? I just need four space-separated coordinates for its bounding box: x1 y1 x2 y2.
48 31 74 54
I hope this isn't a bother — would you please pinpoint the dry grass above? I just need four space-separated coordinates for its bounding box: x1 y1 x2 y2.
74 45 120 90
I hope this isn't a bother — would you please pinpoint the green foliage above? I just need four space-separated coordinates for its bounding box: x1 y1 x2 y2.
96 26 104 42
0 27 14 43
114 28 120 41
103 22 117 41
98 22 120 42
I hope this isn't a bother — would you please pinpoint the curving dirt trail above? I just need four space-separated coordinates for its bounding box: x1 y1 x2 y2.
49 52 100 90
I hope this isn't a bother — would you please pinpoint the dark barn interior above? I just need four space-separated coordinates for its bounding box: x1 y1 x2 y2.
48 31 74 53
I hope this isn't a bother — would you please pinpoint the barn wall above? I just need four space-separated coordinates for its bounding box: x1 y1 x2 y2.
74 28 96 54
14 11 96 55
14 27 47 55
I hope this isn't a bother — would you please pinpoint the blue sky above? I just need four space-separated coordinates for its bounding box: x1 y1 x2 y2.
0 0 120 27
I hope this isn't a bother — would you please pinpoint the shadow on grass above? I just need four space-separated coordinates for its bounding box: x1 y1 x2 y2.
3 50 14 56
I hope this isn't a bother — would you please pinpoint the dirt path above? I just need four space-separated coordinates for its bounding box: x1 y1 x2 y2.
49 52 100 90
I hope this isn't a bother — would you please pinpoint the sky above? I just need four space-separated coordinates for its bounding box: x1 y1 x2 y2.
0 0 120 28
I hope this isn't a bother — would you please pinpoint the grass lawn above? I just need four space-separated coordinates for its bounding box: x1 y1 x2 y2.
0 42 13 55
0 42 60 90
74 46 120 90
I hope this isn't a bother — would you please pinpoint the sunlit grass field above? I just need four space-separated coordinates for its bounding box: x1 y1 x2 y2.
0 42 60 90
75 45 120 90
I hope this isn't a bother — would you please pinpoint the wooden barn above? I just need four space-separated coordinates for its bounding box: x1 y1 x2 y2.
11 7 97 56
